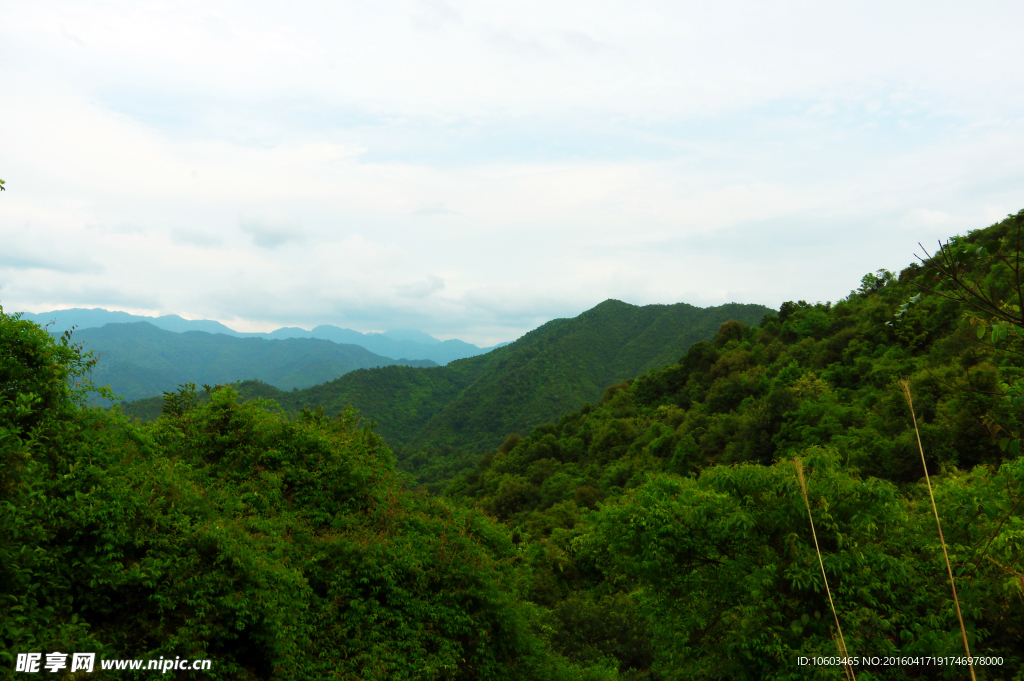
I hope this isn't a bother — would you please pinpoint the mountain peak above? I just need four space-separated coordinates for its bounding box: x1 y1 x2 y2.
380 328 441 345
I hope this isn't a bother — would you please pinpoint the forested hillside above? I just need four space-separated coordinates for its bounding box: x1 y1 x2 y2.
118 301 772 455
5 211 1024 680
0 311 591 680
74 322 436 401
426 211 1024 678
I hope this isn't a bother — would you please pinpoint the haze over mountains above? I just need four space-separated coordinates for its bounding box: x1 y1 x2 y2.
21 308 507 365
121 299 775 456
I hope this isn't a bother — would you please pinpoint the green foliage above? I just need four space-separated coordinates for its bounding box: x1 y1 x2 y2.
9 211 1024 679
585 452 1024 679
439 212 1024 678
0 307 605 680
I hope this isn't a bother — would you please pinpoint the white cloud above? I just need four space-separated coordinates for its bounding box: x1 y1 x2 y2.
239 214 304 249
397 275 446 298
1 0 1023 345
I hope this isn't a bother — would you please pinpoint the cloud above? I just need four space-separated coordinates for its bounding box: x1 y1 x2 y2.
0 253 67 271
396 275 446 298
1 0 1023 346
9 283 162 313
0 245 103 274
560 30 607 53
172 228 223 247
88 222 147 235
239 216 304 248
411 0 461 31
480 26 549 57
412 201 461 217
59 23 85 48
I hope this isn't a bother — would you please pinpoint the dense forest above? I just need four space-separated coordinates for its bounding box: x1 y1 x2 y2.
3 211 1024 679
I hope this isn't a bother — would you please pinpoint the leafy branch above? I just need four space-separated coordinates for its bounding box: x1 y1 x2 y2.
915 211 1024 341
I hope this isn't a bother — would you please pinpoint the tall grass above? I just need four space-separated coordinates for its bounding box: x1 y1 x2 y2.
899 379 977 681
793 457 856 681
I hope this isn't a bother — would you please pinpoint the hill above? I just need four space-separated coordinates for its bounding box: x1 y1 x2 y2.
6 212 1024 680
21 308 506 364
120 300 773 454
76 322 436 401
431 210 1024 677
0 308 589 680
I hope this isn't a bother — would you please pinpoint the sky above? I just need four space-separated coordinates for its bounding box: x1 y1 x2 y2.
2 0 1023 345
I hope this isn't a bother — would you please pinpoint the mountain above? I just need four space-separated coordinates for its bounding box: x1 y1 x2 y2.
22 308 240 335
20 308 506 365
120 300 774 452
10 213 1024 680
306 326 508 365
2 308 562 680
75 322 436 401
428 210 1024 677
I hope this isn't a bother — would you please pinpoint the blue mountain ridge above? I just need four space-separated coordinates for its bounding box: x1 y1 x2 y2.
20 308 509 366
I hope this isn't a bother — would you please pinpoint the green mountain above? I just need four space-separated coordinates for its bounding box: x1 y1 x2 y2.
1 308 585 681
429 211 1024 677
6 211 1024 680
120 300 773 453
77 322 436 401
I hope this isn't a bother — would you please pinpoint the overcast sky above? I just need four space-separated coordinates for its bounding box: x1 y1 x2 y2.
2 0 1023 344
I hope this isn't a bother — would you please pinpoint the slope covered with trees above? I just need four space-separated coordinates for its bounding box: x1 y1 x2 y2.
4 211 1024 680
430 211 1024 679
118 301 772 456
0 308 598 680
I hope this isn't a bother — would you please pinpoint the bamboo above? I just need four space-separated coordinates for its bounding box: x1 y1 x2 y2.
794 457 856 681
898 379 976 681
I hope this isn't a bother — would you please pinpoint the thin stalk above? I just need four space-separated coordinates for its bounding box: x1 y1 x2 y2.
794 457 856 681
898 379 977 681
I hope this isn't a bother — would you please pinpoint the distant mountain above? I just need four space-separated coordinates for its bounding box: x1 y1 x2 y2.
74 322 436 402
304 326 507 365
20 308 506 365
379 328 442 345
22 308 240 335
121 300 774 453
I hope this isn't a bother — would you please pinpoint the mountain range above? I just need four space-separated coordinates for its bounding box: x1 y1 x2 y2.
20 308 506 365
11 212 1024 680
119 299 774 455
71 322 437 401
